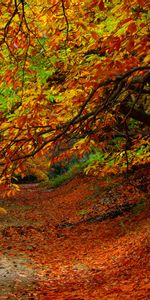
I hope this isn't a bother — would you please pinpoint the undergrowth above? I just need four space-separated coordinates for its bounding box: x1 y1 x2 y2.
40 161 87 188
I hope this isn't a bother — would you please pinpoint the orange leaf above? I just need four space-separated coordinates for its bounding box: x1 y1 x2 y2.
91 31 99 41
127 39 135 52
137 0 145 7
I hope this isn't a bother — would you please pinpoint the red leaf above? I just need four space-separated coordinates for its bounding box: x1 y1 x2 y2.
98 0 105 10
127 23 137 33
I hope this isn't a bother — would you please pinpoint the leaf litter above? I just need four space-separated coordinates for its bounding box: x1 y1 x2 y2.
0 166 149 299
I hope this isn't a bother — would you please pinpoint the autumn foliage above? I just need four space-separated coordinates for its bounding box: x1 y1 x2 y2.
0 0 149 186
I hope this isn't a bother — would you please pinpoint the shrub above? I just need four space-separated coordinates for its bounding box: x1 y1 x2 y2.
41 161 87 189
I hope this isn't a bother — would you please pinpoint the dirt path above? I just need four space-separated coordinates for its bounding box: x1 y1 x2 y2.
0 173 150 299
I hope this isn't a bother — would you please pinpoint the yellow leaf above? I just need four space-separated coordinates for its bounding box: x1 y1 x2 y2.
0 207 7 215
143 54 150 64
12 184 20 191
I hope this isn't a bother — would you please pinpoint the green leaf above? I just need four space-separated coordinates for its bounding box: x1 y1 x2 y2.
47 95 55 102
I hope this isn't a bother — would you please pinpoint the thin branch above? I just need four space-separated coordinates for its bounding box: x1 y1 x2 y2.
61 0 69 42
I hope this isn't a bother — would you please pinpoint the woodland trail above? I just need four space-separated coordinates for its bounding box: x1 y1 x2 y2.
0 168 150 300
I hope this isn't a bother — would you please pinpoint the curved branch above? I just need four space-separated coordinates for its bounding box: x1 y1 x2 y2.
120 104 150 127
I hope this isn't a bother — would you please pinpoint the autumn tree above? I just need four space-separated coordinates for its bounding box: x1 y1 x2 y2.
0 0 149 187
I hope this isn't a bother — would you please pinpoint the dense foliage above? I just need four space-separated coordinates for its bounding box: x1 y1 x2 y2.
0 0 149 186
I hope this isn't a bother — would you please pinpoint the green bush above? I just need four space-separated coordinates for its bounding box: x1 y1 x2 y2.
40 161 87 189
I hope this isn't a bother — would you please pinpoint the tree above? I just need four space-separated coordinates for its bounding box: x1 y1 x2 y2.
0 0 149 187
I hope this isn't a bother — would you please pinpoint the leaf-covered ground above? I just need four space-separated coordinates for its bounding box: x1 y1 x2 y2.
0 166 150 299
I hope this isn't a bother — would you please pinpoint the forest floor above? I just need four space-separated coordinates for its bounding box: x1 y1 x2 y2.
0 165 150 299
